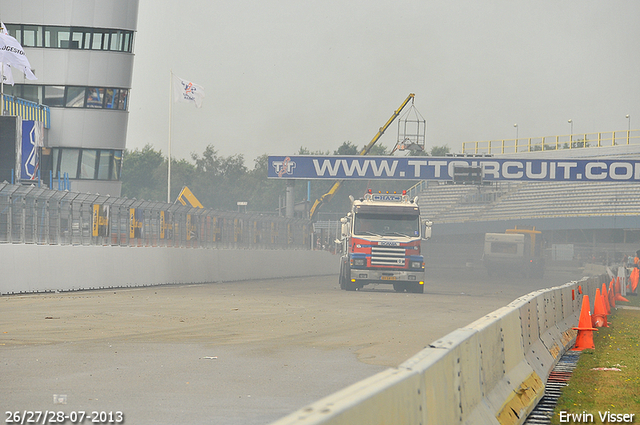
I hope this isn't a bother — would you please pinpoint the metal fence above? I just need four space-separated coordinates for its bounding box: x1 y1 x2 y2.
0 183 312 249
462 128 640 155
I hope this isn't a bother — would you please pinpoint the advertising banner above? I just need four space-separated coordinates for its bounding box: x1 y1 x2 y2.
129 208 143 239
21 120 43 181
92 204 110 237
268 155 640 182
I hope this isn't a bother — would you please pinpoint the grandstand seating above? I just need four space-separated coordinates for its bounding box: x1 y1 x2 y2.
418 180 640 223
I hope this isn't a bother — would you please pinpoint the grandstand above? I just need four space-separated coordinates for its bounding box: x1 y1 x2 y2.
422 180 640 224
417 144 640 265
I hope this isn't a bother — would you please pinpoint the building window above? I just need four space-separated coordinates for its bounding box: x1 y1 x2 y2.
97 151 112 180
43 86 65 107
7 23 134 53
112 151 122 179
53 148 123 181
23 25 43 47
21 85 42 104
116 89 128 110
16 84 128 111
92 31 105 50
71 30 84 49
59 148 81 178
79 150 98 179
45 26 72 48
65 87 86 108
86 88 105 108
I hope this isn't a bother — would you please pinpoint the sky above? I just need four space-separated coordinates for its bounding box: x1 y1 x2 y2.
126 0 640 167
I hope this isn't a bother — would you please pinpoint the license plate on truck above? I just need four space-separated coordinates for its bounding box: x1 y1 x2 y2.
381 276 396 280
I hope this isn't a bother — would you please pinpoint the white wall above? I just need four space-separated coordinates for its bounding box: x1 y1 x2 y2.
0 245 338 294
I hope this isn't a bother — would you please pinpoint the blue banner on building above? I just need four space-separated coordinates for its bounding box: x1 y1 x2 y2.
21 120 44 181
268 155 640 182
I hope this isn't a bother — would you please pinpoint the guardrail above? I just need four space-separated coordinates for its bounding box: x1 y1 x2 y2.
0 182 311 249
271 274 605 425
463 129 639 155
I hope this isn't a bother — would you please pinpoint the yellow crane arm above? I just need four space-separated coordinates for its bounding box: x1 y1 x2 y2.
309 180 342 219
176 186 204 209
309 93 415 220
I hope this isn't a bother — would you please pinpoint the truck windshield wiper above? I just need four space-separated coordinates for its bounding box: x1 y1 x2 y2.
383 232 412 237
359 231 381 237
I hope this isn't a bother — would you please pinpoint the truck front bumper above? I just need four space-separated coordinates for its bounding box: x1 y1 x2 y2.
349 269 425 284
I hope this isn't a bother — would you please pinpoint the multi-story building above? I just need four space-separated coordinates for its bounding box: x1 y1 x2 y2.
1 0 139 196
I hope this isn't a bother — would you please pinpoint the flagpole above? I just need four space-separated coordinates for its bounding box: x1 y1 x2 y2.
1 62 4 116
168 70 172 203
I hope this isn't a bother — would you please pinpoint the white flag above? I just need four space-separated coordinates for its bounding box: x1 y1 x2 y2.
2 63 14 85
0 22 37 81
172 73 204 108
0 23 13 85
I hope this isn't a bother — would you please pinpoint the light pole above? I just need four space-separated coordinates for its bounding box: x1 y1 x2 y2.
514 123 518 140
626 114 631 144
568 119 573 142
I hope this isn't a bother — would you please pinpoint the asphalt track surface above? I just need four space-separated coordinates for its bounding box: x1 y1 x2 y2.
0 266 584 425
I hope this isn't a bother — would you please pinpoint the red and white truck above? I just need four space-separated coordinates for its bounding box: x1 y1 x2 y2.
338 189 432 293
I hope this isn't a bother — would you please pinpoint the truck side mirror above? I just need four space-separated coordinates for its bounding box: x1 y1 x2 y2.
340 217 350 238
422 220 432 240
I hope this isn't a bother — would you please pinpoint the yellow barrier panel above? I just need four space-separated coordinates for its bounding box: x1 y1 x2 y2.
1 94 50 128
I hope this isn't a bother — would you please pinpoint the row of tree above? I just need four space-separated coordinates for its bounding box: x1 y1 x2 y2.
121 142 450 216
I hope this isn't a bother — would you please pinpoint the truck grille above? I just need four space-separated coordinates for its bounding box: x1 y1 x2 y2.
371 246 405 266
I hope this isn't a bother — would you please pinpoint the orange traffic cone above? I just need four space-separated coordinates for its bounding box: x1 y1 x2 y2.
631 268 639 293
592 288 608 328
572 295 597 351
602 283 611 315
608 281 616 309
615 293 630 303
614 279 630 302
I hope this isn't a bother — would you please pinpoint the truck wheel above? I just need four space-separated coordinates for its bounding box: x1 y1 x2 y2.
344 280 357 291
340 260 357 291
339 257 348 290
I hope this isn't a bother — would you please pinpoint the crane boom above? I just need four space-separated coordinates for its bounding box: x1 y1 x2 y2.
176 186 204 209
308 93 415 221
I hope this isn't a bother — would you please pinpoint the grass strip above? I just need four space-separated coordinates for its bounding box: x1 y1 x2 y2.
551 291 640 424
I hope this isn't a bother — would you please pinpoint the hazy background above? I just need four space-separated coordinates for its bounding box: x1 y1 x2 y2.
126 0 640 165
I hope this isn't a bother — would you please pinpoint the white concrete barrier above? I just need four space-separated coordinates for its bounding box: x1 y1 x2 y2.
270 275 607 425
0 244 338 294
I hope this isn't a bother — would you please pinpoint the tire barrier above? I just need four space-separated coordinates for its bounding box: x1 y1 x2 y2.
270 275 605 425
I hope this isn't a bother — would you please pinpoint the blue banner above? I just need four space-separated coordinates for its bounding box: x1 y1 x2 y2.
268 155 640 182
21 120 43 181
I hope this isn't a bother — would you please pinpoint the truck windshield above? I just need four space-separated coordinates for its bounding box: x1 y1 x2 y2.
354 213 420 237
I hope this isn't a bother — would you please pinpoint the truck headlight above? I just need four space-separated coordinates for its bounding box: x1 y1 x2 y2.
410 261 423 269
352 258 366 267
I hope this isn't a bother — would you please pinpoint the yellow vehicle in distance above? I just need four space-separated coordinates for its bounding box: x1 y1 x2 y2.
483 226 545 278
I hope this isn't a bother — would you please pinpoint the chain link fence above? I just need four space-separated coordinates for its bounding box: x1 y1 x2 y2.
0 183 312 249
